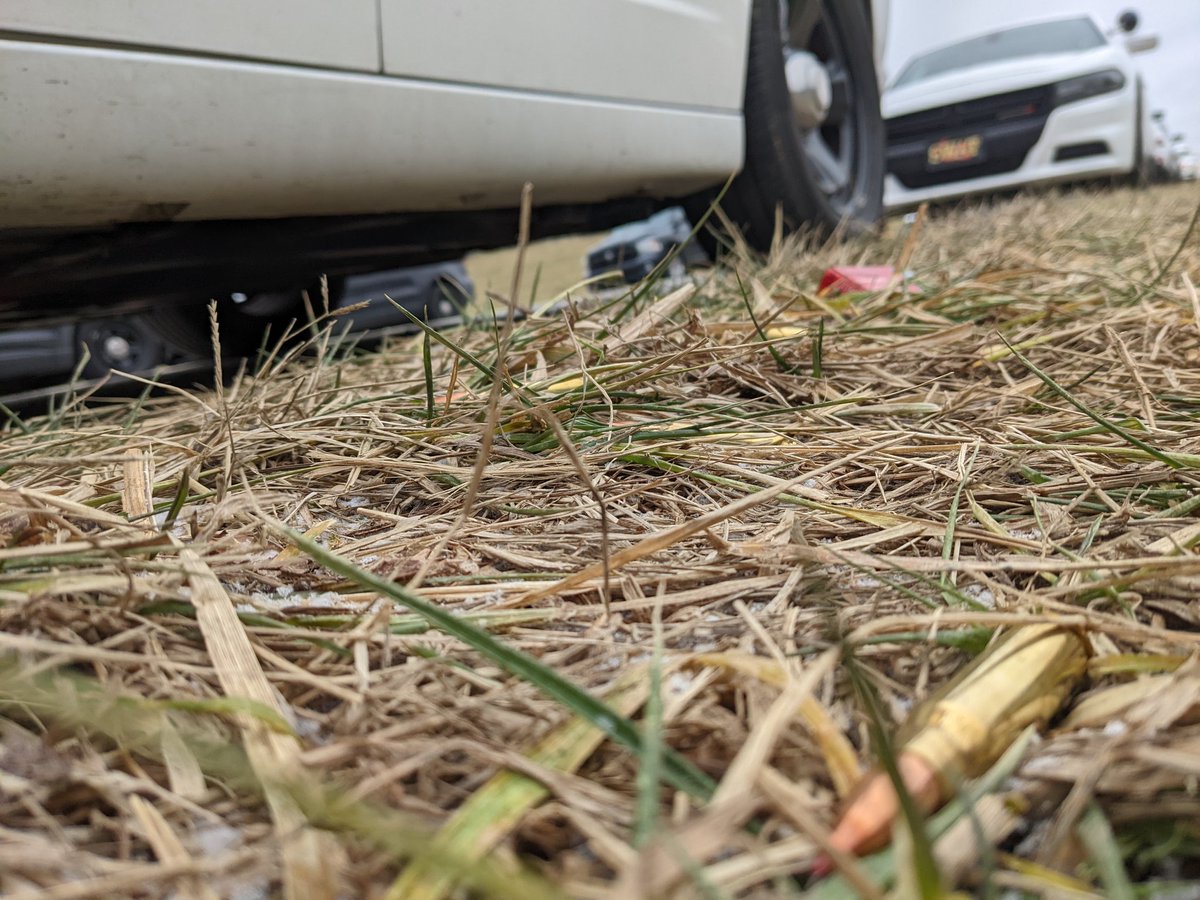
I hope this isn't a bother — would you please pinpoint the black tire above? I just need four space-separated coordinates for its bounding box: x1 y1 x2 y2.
693 0 884 252
76 317 166 378
1129 79 1151 187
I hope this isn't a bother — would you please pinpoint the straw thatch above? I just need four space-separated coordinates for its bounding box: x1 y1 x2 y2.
1 182 1198 897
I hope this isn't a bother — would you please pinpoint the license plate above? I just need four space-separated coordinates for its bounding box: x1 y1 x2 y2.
927 135 983 167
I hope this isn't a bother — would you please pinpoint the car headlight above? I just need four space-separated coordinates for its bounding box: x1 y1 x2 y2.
1052 69 1126 106
635 237 665 256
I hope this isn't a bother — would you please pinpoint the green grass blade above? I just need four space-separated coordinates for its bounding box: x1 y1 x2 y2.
155 695 296 734
1001 337 1185 469
389 667 649 900
1078 803 1135 900
161 467 191 532
810 727 1037 899
275 521 717 802
735 272 793 372
843 649 942 899
422 327 435 420
612 173 733 323
634 603 666 848
940 444 979 604
387 299 498 383
1132 196 1199 304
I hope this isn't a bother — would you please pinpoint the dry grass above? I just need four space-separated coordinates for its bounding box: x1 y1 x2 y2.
1 182 1199 898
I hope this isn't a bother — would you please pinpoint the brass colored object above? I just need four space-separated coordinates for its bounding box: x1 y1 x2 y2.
820 624 1090 867
901 623 1090 786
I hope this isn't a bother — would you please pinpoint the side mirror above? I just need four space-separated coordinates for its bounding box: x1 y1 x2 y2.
1118 10 1139 32
1126 34 1159 54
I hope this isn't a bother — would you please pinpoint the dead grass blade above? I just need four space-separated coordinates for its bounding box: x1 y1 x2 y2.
3 183 1199 894
511 470 825 606
275 521 717 801
389 666 650 900
181 547 342 898
1000 336 1187 469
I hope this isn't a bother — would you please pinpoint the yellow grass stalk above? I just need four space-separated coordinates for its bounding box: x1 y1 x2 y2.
388 666 651 900
690 652 861 798
122 448 342 900
129 795 219 900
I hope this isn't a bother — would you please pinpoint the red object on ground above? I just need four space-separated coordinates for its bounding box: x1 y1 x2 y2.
818 265 898 294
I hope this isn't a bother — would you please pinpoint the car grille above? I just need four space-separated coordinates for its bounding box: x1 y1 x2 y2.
886 85 1053 142
886 84 1054 189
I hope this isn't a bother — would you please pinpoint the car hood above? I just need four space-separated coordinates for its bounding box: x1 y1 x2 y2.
884 46 1126 117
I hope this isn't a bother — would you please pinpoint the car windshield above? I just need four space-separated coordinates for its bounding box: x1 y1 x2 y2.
892 17 1106 88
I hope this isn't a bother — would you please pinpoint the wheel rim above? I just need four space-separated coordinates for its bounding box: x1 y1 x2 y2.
779 0 866 212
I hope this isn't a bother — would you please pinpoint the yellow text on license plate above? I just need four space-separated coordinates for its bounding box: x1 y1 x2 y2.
928 135 982 166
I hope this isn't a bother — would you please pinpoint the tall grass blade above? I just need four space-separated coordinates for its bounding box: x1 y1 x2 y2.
1002 337 1186 469
389 667 650 900
276 522 716 801
634 603 666 848
843 649 942 899
1077 803 1135 900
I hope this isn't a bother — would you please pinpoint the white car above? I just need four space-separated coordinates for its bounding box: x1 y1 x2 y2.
1147 113 1185 182
0 1 888 331
1179 154 1199 182
882 14 1153 209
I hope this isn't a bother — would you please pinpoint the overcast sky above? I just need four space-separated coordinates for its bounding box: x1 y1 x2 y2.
883 0 1199 148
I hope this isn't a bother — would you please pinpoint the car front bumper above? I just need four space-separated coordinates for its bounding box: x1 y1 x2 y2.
884 86 1137 209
